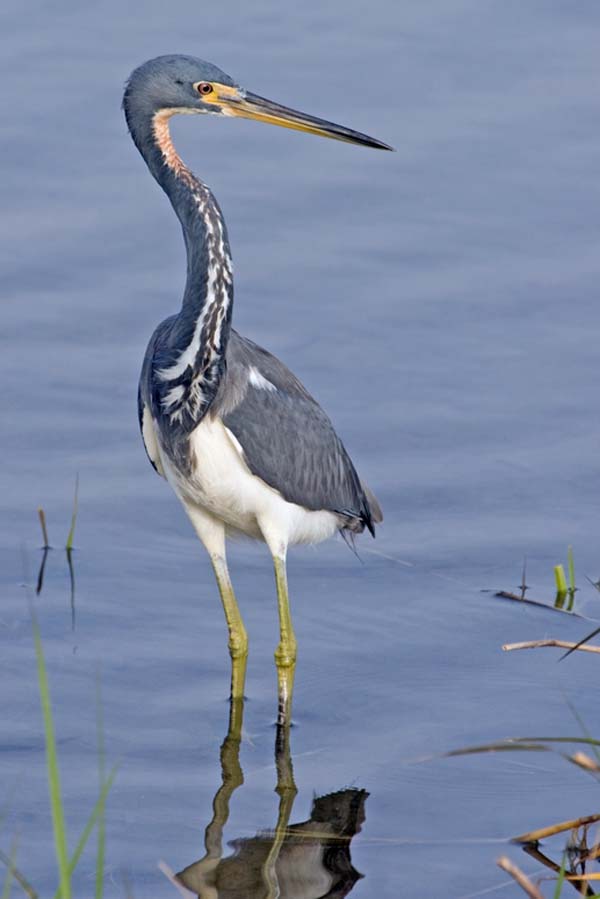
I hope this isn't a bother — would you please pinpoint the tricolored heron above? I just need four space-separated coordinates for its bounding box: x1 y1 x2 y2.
123 56 390 711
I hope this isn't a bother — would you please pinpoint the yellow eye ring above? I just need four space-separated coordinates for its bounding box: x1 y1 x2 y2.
196 82 213 96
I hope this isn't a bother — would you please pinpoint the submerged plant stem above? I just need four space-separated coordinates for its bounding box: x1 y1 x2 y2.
0 846 37 899
1 838 18 899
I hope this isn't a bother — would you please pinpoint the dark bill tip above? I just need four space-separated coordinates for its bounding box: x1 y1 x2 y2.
234 91 394 151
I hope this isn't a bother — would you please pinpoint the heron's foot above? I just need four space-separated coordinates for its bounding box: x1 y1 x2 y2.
274 640 297 669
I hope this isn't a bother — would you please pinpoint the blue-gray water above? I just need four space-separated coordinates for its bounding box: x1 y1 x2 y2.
2 2 600 896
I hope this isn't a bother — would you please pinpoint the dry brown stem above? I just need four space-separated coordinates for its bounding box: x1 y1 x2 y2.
512 813 600 844
503 639 600 655
496 856 544 898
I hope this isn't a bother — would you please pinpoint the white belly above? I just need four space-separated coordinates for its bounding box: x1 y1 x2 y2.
155 415 339 549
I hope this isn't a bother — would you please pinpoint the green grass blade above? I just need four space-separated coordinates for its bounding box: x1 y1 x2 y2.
553 850 566 898
444 741 550 757
37 508 50 550
95 677 106 899
51 766 117 899
567 546 576 593
65 475 79 552
554 564 568 595
32 616 71 899
95 807 105 899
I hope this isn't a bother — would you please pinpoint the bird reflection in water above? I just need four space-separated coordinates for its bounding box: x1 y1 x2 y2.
175 658 367 898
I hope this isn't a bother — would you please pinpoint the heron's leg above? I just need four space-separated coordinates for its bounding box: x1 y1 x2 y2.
210 556 248 658
182 501 248 689
272 553 297 725
256 521 296 720
272 554 297 668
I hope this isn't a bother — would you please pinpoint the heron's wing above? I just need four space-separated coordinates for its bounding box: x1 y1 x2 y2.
138 386 164 476
137 320 175 477
216 331 381 534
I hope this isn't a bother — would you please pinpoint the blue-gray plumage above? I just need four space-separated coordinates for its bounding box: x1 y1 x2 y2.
124 55 391 708
140 328 380 533
215 333 380 534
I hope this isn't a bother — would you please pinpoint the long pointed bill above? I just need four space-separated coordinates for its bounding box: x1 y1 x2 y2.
219 89 393 151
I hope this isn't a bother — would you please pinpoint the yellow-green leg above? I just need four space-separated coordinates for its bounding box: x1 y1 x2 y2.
211 557 248 697
273 555 297 725
273 556 296 667
182 501 248 699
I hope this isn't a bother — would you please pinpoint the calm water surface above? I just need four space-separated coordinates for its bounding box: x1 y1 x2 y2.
2 2 600 896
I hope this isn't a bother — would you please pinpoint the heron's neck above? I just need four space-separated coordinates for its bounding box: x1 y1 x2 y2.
132 110 234 427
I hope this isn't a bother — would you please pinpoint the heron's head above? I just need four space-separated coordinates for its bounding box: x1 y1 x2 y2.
124 54 393 151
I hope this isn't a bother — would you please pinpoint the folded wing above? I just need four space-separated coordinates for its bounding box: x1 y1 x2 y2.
215 331 382 535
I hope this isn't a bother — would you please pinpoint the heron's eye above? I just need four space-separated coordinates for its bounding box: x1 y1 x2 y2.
196 82 214 96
